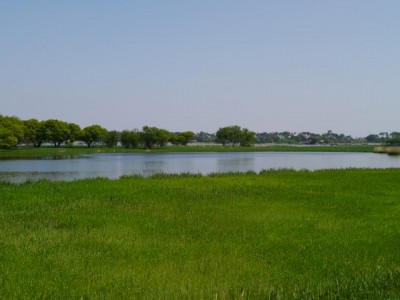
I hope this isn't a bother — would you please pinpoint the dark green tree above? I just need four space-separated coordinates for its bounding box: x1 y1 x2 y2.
195 132 216 143
226 125 242 145
239 128 255 147
308 135 321 145
120 130 131 148
140 126 170 149
121 130 140 148
216 126 231 146
390 132 400 138
365 134 380 143
216 125 255 147
104 130 119 148
23 119 48 147
386 137 400 146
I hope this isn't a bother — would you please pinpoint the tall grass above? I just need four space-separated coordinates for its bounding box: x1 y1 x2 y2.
1 169 400 298
374 146 400 155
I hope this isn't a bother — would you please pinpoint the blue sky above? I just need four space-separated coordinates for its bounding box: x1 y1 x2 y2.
1 1 399 136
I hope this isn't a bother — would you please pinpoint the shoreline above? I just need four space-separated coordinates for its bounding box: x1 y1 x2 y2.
0 144 375 159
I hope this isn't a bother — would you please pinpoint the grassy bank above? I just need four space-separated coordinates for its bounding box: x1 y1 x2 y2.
0 144 374 158
1 169 399 298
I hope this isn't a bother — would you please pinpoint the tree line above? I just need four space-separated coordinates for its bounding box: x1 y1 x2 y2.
1 114 399 149
0 115 196 149
198 130 400 146
365 132 400 146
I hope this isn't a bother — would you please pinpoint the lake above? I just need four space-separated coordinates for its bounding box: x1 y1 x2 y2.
1 152 400 182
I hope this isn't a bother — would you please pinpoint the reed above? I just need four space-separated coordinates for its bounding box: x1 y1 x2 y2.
386 146 400 155
374 146 400 155
373 146 386 153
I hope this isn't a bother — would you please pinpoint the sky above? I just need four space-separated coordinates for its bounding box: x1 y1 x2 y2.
1 1 399 137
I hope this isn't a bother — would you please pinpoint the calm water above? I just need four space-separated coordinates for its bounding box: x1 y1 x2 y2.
1 152 400 182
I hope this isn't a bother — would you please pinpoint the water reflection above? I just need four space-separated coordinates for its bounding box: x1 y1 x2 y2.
216 156 255 173
1 152 400 183
0 155 83 161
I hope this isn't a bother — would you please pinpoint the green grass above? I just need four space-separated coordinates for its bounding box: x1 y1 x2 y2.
0 144 374 158
1 169 400 298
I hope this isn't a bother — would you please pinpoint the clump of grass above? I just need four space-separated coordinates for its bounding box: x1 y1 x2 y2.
374 146 386 153
148 172 204 179
1 169 400 298
386 146 400 155
118 174 144 179
374 146 400 155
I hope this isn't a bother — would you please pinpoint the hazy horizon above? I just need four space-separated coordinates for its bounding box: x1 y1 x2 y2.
1 1 399 137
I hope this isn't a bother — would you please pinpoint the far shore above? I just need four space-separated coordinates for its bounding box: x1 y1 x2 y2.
0 144 376 159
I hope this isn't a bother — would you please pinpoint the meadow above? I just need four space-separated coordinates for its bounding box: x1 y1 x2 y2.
1 169 400 298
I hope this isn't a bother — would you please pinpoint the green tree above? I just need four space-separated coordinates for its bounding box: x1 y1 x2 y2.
104 130 119 148
81 125 107 148
23 119 40 146
43 119 71 147
178 131 195 145
170 131 195 146
67 123 82 144
170 133 184 145
0 127 18 148
0 115 24 148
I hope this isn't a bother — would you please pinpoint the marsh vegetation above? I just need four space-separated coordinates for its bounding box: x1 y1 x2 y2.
1 170 400 298
374 146 400 155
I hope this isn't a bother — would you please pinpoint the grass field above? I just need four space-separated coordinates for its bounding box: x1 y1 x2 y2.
0 144 375 159
1 169 399 298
